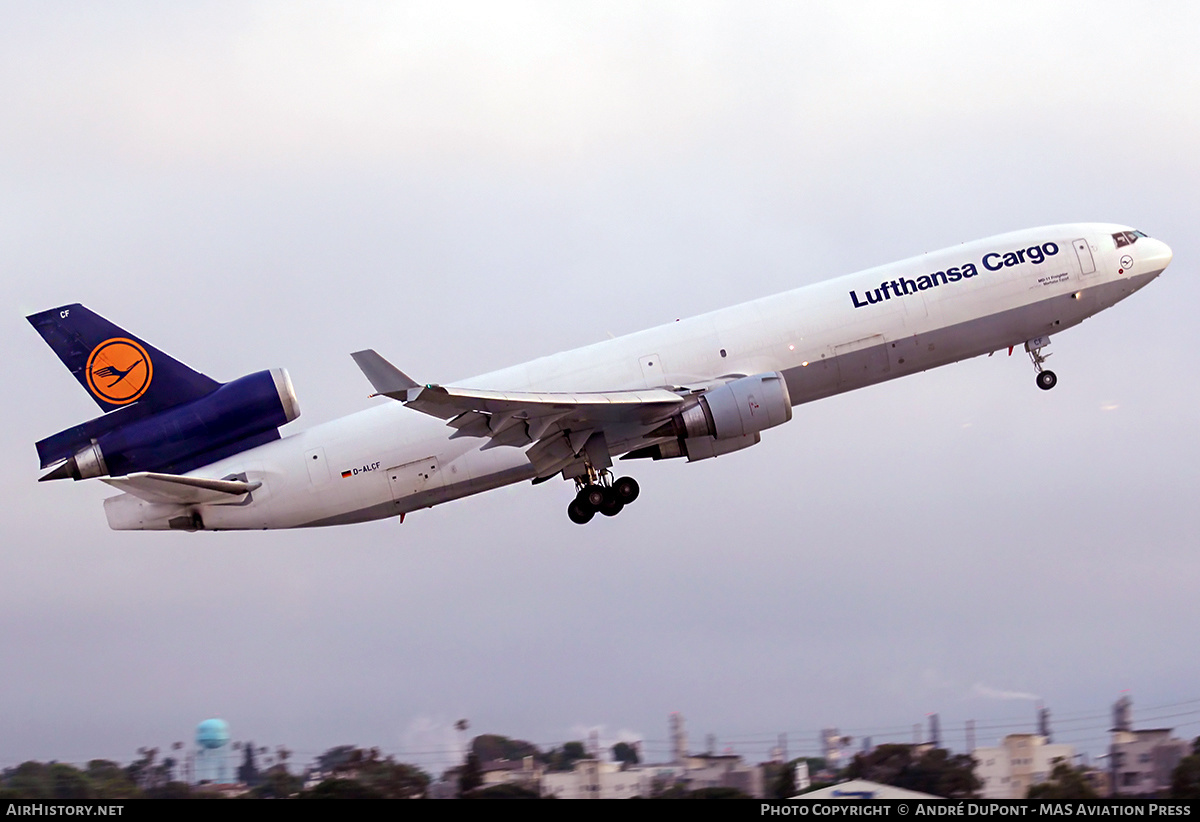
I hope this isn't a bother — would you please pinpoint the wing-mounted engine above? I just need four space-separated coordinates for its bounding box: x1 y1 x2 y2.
39 368 300 481
626 372 792 462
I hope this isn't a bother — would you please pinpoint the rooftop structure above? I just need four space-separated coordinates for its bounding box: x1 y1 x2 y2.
973 733 1076 799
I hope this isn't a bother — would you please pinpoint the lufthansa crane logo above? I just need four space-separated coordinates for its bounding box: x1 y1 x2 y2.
85 338 153 404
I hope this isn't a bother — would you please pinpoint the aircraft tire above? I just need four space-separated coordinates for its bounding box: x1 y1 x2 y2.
582 485 607 509
568 500 595 524
598 491 624 517
613 476 640 504
1036 370 1057 391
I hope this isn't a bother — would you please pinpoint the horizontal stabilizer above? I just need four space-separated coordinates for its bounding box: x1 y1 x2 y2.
351 349 420 400
101 472 262 505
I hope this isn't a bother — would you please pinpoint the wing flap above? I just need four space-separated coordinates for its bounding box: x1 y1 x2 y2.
406 384 684 423
101 472 261 504
351 349 691 476
447 411 492 439
407 384 685 459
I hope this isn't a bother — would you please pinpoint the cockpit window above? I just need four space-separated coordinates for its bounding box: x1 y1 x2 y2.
1112 230 1147 248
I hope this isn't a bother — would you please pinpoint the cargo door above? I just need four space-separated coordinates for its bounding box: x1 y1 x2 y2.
387 456 444 502
1073 238 1096 275
833 334 892 389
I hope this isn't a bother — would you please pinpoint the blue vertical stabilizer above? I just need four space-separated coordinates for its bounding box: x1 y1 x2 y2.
27 303 220 413
28 304 300 481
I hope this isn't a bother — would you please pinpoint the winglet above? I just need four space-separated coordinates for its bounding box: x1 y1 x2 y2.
350 350 420 401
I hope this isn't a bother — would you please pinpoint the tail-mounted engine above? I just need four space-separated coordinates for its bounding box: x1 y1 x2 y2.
39 369 300 481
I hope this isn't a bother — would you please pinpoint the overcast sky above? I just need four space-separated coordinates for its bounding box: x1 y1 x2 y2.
2 1 1197 776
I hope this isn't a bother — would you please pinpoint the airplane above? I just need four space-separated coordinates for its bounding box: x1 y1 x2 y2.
28 223 1171 531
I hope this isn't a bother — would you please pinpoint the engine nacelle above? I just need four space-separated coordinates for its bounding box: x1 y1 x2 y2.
682 371 792 440
628 372 792 463
46 368 299 480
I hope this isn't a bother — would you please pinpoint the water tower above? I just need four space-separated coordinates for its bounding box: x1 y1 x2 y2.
195 718 231 784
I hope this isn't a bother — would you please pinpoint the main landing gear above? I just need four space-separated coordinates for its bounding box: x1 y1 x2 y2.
1025 336 1057 391
567 471 640 524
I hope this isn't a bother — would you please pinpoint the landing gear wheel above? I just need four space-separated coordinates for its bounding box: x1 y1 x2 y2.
581 485 607 509
613 476 640 504
598 490 624 517
1024 338 1055 391
567 500 595 524
568 469 638 523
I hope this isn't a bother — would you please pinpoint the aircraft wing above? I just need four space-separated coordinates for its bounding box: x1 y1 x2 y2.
352 349 687 476
101 472 261 505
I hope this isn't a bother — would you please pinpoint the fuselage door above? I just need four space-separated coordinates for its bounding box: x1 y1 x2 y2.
1073 238 1096 275
387 456 444 503
305 447 331 485
639 354 664 387
833 334 892 389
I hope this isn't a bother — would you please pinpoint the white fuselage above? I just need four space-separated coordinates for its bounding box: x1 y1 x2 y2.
104 223 1171 531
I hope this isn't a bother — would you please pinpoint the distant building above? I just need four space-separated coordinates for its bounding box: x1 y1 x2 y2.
1106 695 1189 797
793 760 811 793
480 755 544 792
679 753 764 797
973 734 1076 799
821 728 853 770
468 713 771 799
541 759 643 799
1109 729 1189 796
540 714 766 799
539 753 766 798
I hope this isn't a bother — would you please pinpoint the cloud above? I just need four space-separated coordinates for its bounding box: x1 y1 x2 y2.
971 683 1040 702
399 716 467 775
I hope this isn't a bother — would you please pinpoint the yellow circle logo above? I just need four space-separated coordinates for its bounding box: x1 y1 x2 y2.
85 338 153 404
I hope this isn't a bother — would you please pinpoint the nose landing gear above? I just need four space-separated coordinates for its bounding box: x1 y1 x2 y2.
567 469 641 524
1026 336 1057 391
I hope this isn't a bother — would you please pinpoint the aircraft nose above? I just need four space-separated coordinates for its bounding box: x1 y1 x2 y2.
1144 237 1173 273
